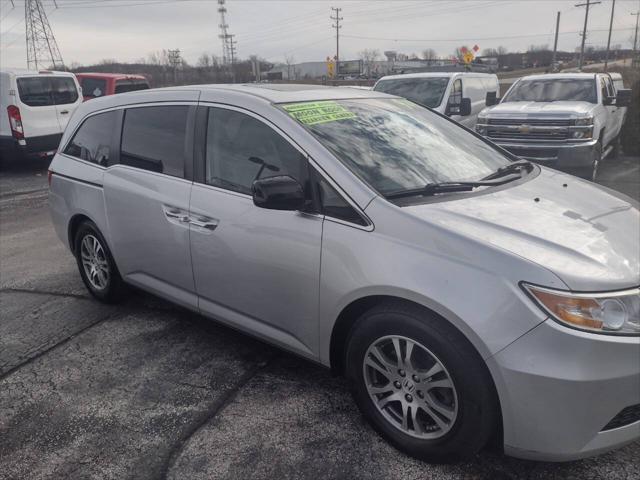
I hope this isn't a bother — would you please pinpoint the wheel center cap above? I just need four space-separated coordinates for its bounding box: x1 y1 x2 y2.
402 378 416 394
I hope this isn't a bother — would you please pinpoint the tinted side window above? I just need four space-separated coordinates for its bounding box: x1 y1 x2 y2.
317 176 366 226
51 77 79 105
120 106 189 178
115 81 149 94
205 108 308 195
447 79 462 113
64 111 117 166
17 77 54 106
81 78 107 98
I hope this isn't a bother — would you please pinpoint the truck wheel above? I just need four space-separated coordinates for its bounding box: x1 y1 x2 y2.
610 136 621 159
345 301 498 463
588 142 602 182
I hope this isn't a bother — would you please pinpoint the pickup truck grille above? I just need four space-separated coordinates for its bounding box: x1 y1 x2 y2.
487 118 574 126
483 118 575 141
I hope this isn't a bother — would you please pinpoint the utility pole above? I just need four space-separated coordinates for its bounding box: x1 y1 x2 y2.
575 0 600 70
604 0 616 70
632 11 640 64
229 34 237 82
168 49 181 85
331 7 342 77
552 11 561 68
25 0 65 70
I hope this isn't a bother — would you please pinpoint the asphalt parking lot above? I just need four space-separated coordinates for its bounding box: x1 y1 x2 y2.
1 155 639 480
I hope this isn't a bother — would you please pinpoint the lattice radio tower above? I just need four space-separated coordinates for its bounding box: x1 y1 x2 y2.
217 0 236 65
25 0 65 70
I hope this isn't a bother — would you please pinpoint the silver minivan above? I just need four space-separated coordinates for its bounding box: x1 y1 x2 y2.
49 85 639 463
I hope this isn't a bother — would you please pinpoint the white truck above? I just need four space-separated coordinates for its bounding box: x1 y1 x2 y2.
476 73 631 180
373 72 500 129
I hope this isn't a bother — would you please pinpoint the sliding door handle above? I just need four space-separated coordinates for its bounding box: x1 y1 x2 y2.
190 217 218 231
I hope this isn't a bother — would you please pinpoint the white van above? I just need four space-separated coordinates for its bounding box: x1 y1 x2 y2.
0 68 82 162
373 72 500 128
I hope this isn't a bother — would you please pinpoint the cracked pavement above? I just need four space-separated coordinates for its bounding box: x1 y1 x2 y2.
1 157 639 479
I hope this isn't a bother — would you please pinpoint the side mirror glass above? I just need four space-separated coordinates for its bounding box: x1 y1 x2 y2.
459 97 472 116
252 175 306 211
485 91 499 106
615 88 632 107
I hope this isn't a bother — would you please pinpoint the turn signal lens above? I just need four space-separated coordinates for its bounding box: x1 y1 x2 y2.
523 284 640 335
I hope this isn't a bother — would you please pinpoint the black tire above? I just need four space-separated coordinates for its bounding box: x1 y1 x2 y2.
345 301 498 463
609 135 621 159
74 220 126 303
576 140 601 181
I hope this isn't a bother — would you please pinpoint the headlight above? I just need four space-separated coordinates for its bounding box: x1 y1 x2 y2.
522 284 640 335
571 127 593 139
574 116 594 126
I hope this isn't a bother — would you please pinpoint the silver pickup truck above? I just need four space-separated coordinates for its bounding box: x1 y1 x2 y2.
476 73 631 180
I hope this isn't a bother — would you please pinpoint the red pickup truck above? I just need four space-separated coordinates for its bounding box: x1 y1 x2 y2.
75 73 149 101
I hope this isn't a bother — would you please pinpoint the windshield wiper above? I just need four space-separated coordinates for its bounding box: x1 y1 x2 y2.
385 174 522 200
482 159 533 181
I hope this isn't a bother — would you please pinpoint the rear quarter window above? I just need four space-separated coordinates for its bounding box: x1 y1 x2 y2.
64 110 118 166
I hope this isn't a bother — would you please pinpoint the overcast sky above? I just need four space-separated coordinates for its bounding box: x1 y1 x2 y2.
1 0 639 68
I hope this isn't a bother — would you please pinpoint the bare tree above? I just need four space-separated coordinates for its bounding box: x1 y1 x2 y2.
422 48 437 61
197 53 212 68
284 54 295 80
358 48 380 78
484 46 509 57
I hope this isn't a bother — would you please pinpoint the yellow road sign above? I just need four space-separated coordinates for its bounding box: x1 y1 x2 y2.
463 52 474 64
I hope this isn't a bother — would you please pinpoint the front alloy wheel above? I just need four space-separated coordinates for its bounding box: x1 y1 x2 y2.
363 335 458 439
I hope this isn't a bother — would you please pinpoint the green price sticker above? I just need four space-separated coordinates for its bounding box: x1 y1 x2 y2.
283 101 356 126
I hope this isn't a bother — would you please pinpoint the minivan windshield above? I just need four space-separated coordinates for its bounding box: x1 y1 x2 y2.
374 77 449 108
503 78 597 103
281 98 511 197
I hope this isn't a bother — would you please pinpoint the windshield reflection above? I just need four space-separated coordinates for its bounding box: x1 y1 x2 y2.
293 98 510 196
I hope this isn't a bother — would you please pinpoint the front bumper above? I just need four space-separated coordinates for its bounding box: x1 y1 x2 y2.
493 139 598 170
487 318 640 461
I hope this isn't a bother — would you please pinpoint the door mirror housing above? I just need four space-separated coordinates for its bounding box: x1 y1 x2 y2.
485 91 499 106
459 97 472 116
603 95 615 106
252 175 306 211
615 88 632 107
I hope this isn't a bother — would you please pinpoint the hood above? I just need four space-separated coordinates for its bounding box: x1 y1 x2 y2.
405 168 639 291
485 101 596 117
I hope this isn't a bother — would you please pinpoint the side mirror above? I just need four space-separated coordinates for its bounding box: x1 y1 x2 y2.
252 175 306 211
459 97 472 116
485 91 499 106
603 95 615 106
615 88 632 107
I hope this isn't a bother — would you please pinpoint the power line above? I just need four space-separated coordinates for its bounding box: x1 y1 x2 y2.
340 26 635 43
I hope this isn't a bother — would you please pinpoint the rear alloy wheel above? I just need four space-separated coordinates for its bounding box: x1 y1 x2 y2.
75 221 125 303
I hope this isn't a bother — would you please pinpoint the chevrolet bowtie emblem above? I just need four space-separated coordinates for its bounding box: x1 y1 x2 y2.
519 124 531 133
